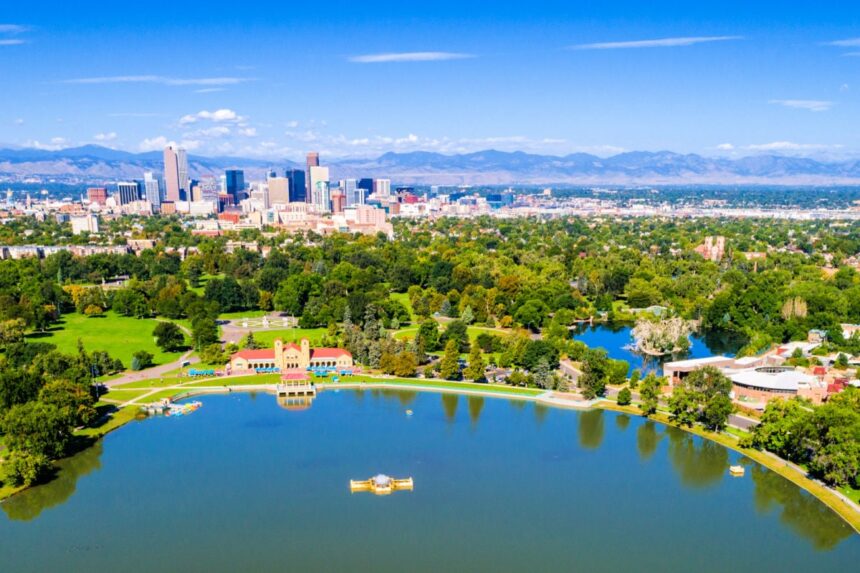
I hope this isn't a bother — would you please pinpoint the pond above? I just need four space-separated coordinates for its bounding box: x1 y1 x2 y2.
1 390 857 572
571 322 747 374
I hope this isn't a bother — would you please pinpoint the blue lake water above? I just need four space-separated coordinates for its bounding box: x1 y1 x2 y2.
0 390 856 572
571 322 747 374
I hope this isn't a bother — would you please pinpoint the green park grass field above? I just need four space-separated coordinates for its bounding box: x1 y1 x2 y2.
26 312 184 367
247 328 328 347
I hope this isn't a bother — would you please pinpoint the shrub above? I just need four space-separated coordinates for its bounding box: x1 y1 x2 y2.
5 451 52 486
617 387 632 406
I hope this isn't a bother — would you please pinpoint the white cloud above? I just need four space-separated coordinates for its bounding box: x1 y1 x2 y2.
179 108 245 125
25 137 68 151
826 38 860 47
13 118 24 125
769 99 833 112
93 132 117 142
194 87 226 93
61 75 252 86
572 36 742 50
716 143 735 151
348 52 475 63
0 24 28 34
138 136 201 152
238 127 257 137
0 39 25 46
286 120 300 128
745 141 843 152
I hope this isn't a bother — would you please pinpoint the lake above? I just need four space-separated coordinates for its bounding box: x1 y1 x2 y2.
571 322 747 374
1 390 857 572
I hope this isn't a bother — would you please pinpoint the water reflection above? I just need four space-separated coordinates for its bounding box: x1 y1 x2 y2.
533 403 549 426
749 464 853 551
276 395 314 410
441 394 459 423
2 441 104 521
578 410 605 450
615 413 631 432
666 427 727 489
467 396 485 426
636 420 662 461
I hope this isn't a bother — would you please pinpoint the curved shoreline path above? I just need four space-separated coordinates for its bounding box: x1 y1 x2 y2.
106 321 198 388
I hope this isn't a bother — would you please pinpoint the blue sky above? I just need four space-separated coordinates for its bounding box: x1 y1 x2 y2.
1 1 859 160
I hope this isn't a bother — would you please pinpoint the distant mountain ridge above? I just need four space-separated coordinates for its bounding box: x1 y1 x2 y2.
1 145 859 185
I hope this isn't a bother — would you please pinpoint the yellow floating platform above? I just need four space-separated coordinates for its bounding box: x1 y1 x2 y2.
729 465 745 476
350 474 414 495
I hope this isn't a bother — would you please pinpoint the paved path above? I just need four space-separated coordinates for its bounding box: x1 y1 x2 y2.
105 321 199 387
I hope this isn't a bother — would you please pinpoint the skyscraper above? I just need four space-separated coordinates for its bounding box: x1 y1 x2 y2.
225 169 245 203
374 179 391 198
177 148 189 199
285 169 306 203
115 182 140 205
163 146 181 202
309 165 330 213
267 175 290 205
305 152 319 202
87 187 108 205
143 172 162 207
358 178 374 198
343 179 365 207
199 175 220 202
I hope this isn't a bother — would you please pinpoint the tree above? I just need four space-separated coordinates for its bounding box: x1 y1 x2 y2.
461 306 475 325
153 321 185 352
463 344 486 382
0 318 26 349
2 402 72 458
514 299 548 331
579 348 609 399
532 358 554 389
199 343 228 365
668 386 698 427
520 340 560 372
439 339 461 380
191 317 219 350
617 387 632 406
440 319 470 352
629 369 641 389
131 350 154 371
4 451 52 486
639 373 661 416
392 351 418 377
670 366 734 431
38 379 97 427
417 319 440 351
242 332 260 349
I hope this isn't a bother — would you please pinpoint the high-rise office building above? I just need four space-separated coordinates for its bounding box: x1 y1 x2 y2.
285 169 306 203
225 169 245 203
163 147 180 201
115 182 140 205
358 178 374 197
343 179 365 207
305 152 319 201
331 189 346 213
199 175 220 202
374 179 391 198
87 187 108 205
309 165 330 213
267 175 290 205
177 148 189 198
143 172 162 207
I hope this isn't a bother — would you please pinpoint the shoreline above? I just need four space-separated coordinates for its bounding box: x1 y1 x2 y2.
3 376 858 534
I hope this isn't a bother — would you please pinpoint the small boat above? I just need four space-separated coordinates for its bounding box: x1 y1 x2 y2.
350 474 414 495
405 409 413 416
729 465 745 476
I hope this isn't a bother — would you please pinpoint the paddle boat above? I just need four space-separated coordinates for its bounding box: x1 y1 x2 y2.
729 465 745 476
350 474 414 495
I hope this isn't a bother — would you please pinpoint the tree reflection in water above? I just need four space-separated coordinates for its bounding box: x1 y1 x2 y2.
749 464 853 551
615 413 631 432
441 393 459 424
578 410 604 450
666 427 727 489
467 396 485 427
533 403 549 426
3 441 104 522
636 420 662 461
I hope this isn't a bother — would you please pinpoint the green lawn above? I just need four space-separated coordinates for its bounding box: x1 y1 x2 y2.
346 375 544 396
102 389 155 403
187 273 224 296
27 312 184 367
219 309 268 320
389 292 416 323
185 373 281 387
394 323 509 343
249 328 328 347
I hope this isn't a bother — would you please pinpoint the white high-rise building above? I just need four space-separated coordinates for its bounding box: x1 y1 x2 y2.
374 178 391 198
144 172 162 207
309 166 330 213
343 179 365 207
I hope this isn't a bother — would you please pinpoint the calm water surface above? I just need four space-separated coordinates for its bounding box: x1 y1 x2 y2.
1 390 857 572
572 322 747 374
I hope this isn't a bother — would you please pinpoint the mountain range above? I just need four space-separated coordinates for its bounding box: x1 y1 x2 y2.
1 145 860 186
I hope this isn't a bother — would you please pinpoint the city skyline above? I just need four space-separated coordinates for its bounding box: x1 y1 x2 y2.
1 1 859 160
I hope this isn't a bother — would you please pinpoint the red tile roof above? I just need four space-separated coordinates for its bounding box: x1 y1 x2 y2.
232 349 276 360
310 348 351 359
